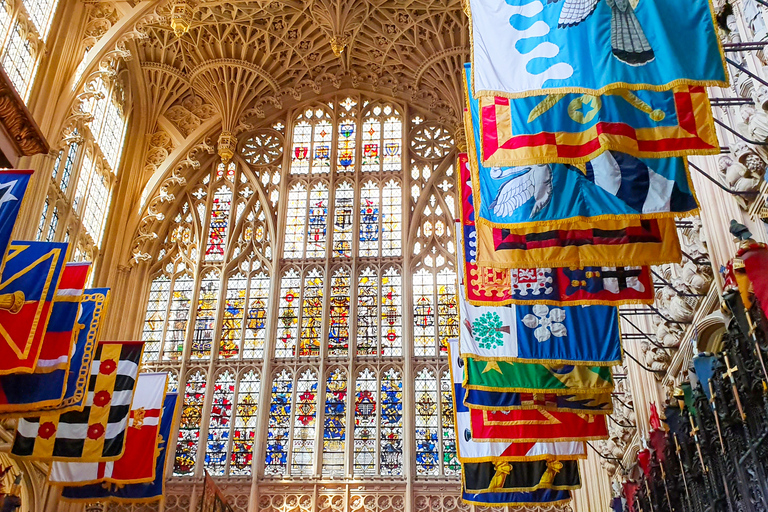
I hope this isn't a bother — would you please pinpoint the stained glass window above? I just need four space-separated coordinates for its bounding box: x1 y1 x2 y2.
220 273 246 359
291 121 311 175
415 368 439 476
356 266 378 356
299 268 324 357
59 141 78 193
337 120 355 172
206 371 235 475
361 113 381 173
312 119 332 175
382 180 401 257
284 184 307 258
165 272 193 361
306 183 329 258
413 268 435 357
353 368 377 476
175 370 206 476
382 111 402 172
231 369 260 475
441 369 460 476
142 275 171 362
82 170 109 244
359 181 379 257
332 181 354 258
276 269 300 358
380 368 403 475
206 186 232 262
23 0 59 39
381 266 403 357
322 368 347 476
292 368 318 475
2 21 35 98
243 272 269 359
328 267 351 357
437 268 459 355
265 369 292 476
37 199 48 240
137 96 461 483
192 271 220 359
46 207 58 243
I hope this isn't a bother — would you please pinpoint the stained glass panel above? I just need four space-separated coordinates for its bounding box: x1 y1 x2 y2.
359 182 379 257
353 368 377 476
380 368 403 475
284 184 307 258
381 266 403 357
82 170 109 245
413 269 436 357
220 273 246 359
60 141 77 193
356 267 378 356
276 269 300 358
174 370 206 476
292 368 318 475
142 275 170 362
382 180 401 257
312 120 332 174
206 371 234 475
383 113 402 172
205 186 232 262
243 272 269 359
322 368 347 476
440 370 460 476
265 369 292 476
46 207 58 243
192 271 220 359
306 183 329 258
361 116 380 173
299 268 324 357
164 273 193 361
328 267 351 357
231 370 260 475
437 268 459 355
337 120 355 172
291 121 311 175
415 368 439 476
332 182 354 258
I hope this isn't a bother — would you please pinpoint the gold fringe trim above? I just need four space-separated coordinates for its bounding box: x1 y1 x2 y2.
461 496 573 507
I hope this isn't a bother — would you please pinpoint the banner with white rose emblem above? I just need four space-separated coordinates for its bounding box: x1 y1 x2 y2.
457 231 621 366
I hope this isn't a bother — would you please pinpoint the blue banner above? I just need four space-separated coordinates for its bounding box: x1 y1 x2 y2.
469 0 727 96
471 149 698 230
0 171 30 269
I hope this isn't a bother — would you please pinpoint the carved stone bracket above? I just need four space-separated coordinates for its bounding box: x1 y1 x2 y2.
0 66 48 164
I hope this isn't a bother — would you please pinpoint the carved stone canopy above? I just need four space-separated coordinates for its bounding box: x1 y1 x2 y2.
0 66 48 167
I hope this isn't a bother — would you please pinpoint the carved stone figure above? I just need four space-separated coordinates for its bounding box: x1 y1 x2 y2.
718 154 761 208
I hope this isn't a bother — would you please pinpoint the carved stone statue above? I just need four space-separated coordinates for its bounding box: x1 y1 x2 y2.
739 105 768 145
718 154 761 209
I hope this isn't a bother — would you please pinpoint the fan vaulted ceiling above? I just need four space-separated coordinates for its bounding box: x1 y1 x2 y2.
134 0 469 133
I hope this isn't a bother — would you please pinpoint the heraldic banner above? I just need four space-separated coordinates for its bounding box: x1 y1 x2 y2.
458 153 655 306
12 341 143 461
449 339 588 463
467 0 727 97
0 241 68 375
464 64 719 167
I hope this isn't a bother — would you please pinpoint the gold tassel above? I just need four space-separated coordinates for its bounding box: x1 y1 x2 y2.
539 460 564 486
488 461 512 490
